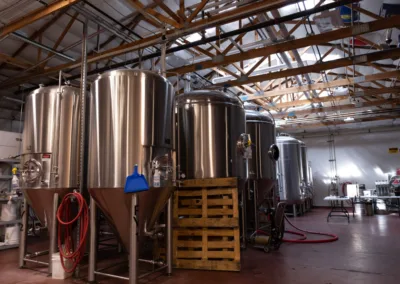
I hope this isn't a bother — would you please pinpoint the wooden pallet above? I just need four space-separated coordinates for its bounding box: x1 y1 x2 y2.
173 178 240 271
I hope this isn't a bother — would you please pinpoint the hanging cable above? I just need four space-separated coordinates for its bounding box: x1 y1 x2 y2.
56 192 89 273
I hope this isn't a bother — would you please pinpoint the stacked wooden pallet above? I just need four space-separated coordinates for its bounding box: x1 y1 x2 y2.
173 178 241 272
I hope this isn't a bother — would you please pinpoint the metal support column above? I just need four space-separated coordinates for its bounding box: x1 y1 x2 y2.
166 197 173 276
19 199 28 268
88 197 97 283
48 192 59 275
129 194 138 284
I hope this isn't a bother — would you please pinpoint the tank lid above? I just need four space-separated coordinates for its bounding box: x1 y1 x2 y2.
276 136 302 144
245 109 273 123
30 84 79 95
94 69 170 84
176 90 242 106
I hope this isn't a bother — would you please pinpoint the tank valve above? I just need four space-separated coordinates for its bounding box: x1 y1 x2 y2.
237 133 252 158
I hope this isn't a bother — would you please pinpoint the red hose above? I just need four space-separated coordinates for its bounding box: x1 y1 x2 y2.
282 215 338 243
56 192 89 273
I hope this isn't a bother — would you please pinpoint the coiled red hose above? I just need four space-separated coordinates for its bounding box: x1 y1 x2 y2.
56 192 89 273
282 215 338 243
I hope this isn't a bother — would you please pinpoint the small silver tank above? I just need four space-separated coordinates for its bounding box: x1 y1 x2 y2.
276 136 303 202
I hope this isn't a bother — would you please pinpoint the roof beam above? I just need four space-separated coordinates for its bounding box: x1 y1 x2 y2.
280 114 400 129
186 0 210 23
0 53 32 69
171 16 400 74
0 10 65 71
277 98 400 118
0 0 81 39
126 0 181 28
242 70 400 100
0 0 302 89
153 0 182 24
271 87 400 109
217 48 400 89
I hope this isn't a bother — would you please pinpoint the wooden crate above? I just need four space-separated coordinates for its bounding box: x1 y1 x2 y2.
173 178 240 271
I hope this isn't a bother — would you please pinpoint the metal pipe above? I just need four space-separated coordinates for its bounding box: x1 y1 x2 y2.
138 265 168 279
88 197 97 283
96 261 128 272
82 0 142 40
94 271 129 281
138 259 164 266
70 5 133 43
48 192 59 275
23 258 49 266
166 197 173 276
129 194 138 284
11 32 75 62
25 250 49 258
19 199 28 268
184 73 191 92
161 42 167 77
65 0 358 81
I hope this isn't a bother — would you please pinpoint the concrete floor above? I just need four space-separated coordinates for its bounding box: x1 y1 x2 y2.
1 208 400 284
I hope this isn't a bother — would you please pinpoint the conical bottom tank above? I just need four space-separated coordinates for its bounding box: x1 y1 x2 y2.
23 188 72 234
88 70 175 252
89 187 173 250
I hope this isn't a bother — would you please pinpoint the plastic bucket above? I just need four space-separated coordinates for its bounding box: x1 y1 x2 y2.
1 202 17 221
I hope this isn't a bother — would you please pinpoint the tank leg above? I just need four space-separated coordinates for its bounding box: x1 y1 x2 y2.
241 185 247 249
166 197 173 276
88 197 97 283
49 192 59 275
253 180 259 231
293 204 297 217
19 199 28 268
129 194 138 284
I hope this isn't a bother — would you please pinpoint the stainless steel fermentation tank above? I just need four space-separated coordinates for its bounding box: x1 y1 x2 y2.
19 85 81 272
245 108 279 231
276 136 304 203
176 90 246 179
87 70 174 274
176 90 248 247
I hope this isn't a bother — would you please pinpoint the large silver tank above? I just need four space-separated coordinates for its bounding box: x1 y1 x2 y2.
276 136 303 202
21 85 80 230
88 70 174 250
245 107 279 230
245 108 278 182
176 90 246 179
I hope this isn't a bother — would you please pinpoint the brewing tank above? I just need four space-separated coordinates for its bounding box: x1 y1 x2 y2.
245 109 278 181
21 85 80 228
176 90 246 179
276 136 303 202
88 70 174 250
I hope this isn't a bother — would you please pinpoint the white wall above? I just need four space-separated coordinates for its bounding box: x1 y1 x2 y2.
299 130 400 206
0 130 21 159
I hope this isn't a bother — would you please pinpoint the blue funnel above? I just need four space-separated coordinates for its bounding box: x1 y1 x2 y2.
124 164 149 193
